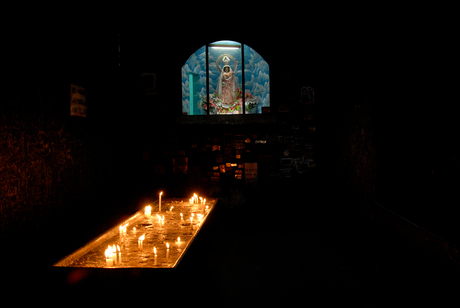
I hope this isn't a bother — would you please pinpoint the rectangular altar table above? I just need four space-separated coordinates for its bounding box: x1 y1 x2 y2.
54 198 217 268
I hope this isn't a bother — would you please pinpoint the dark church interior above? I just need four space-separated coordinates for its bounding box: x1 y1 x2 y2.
1 16 458 306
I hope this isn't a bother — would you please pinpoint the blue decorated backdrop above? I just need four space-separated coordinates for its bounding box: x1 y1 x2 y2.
182 41 269 115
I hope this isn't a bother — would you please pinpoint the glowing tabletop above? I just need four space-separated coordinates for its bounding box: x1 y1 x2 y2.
54 198 217 268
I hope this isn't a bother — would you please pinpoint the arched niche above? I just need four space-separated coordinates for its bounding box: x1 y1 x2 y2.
181 40 270 116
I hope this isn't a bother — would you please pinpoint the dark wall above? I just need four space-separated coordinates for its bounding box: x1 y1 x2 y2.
1 23 457 246
1 29 140 241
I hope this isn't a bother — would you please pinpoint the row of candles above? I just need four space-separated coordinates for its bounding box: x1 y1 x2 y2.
189 193 206 205
145 192 207 216
107 192 208 267
105 245 121 267
145 210 205 226
105 237 183 267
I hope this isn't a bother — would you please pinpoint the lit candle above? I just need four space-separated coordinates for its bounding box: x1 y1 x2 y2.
176 237 182 252
170 206 174 213
133 227 137 234
105 245 114 267
119 224 128 244
138 234 145 250
110 245 115 265
153 246 157 265
166 242 170 260
145 205 152 218
159 191 163 212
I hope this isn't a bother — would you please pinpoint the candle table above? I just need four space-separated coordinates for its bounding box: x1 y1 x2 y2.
54 198 217 268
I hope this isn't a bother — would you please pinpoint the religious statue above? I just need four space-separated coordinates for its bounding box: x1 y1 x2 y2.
198 52 258 114
216 54 239 109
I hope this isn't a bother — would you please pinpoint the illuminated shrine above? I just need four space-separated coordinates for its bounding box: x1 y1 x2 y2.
182 40 270 115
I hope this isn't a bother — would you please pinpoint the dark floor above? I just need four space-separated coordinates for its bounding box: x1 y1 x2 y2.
3 173 460 306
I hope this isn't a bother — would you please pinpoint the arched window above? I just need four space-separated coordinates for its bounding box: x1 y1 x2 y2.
182 40 269 115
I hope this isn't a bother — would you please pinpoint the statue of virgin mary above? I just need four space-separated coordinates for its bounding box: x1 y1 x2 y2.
216 54 239 108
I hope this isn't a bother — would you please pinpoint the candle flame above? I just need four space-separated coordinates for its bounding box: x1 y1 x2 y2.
170 206 174 212
105 245 112 258
139 234 145 241
145 205 152 215
177 237 181 243
153 247 157 255
166 242 169 249
117 245 120 252
160 191 163 196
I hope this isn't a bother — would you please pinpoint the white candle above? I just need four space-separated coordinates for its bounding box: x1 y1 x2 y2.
138 234 145 250
166 242 170 260
105 245 114 267
159 191 163 212
119 224 128 244
145 205 152 218
176 237 182 251
153 246 157 265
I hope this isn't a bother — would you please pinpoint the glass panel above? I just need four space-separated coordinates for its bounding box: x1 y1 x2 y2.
182 45 207 115
243 44 270 114
208 41 243 115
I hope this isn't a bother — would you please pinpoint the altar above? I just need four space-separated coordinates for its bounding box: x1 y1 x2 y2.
54 195 217 268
